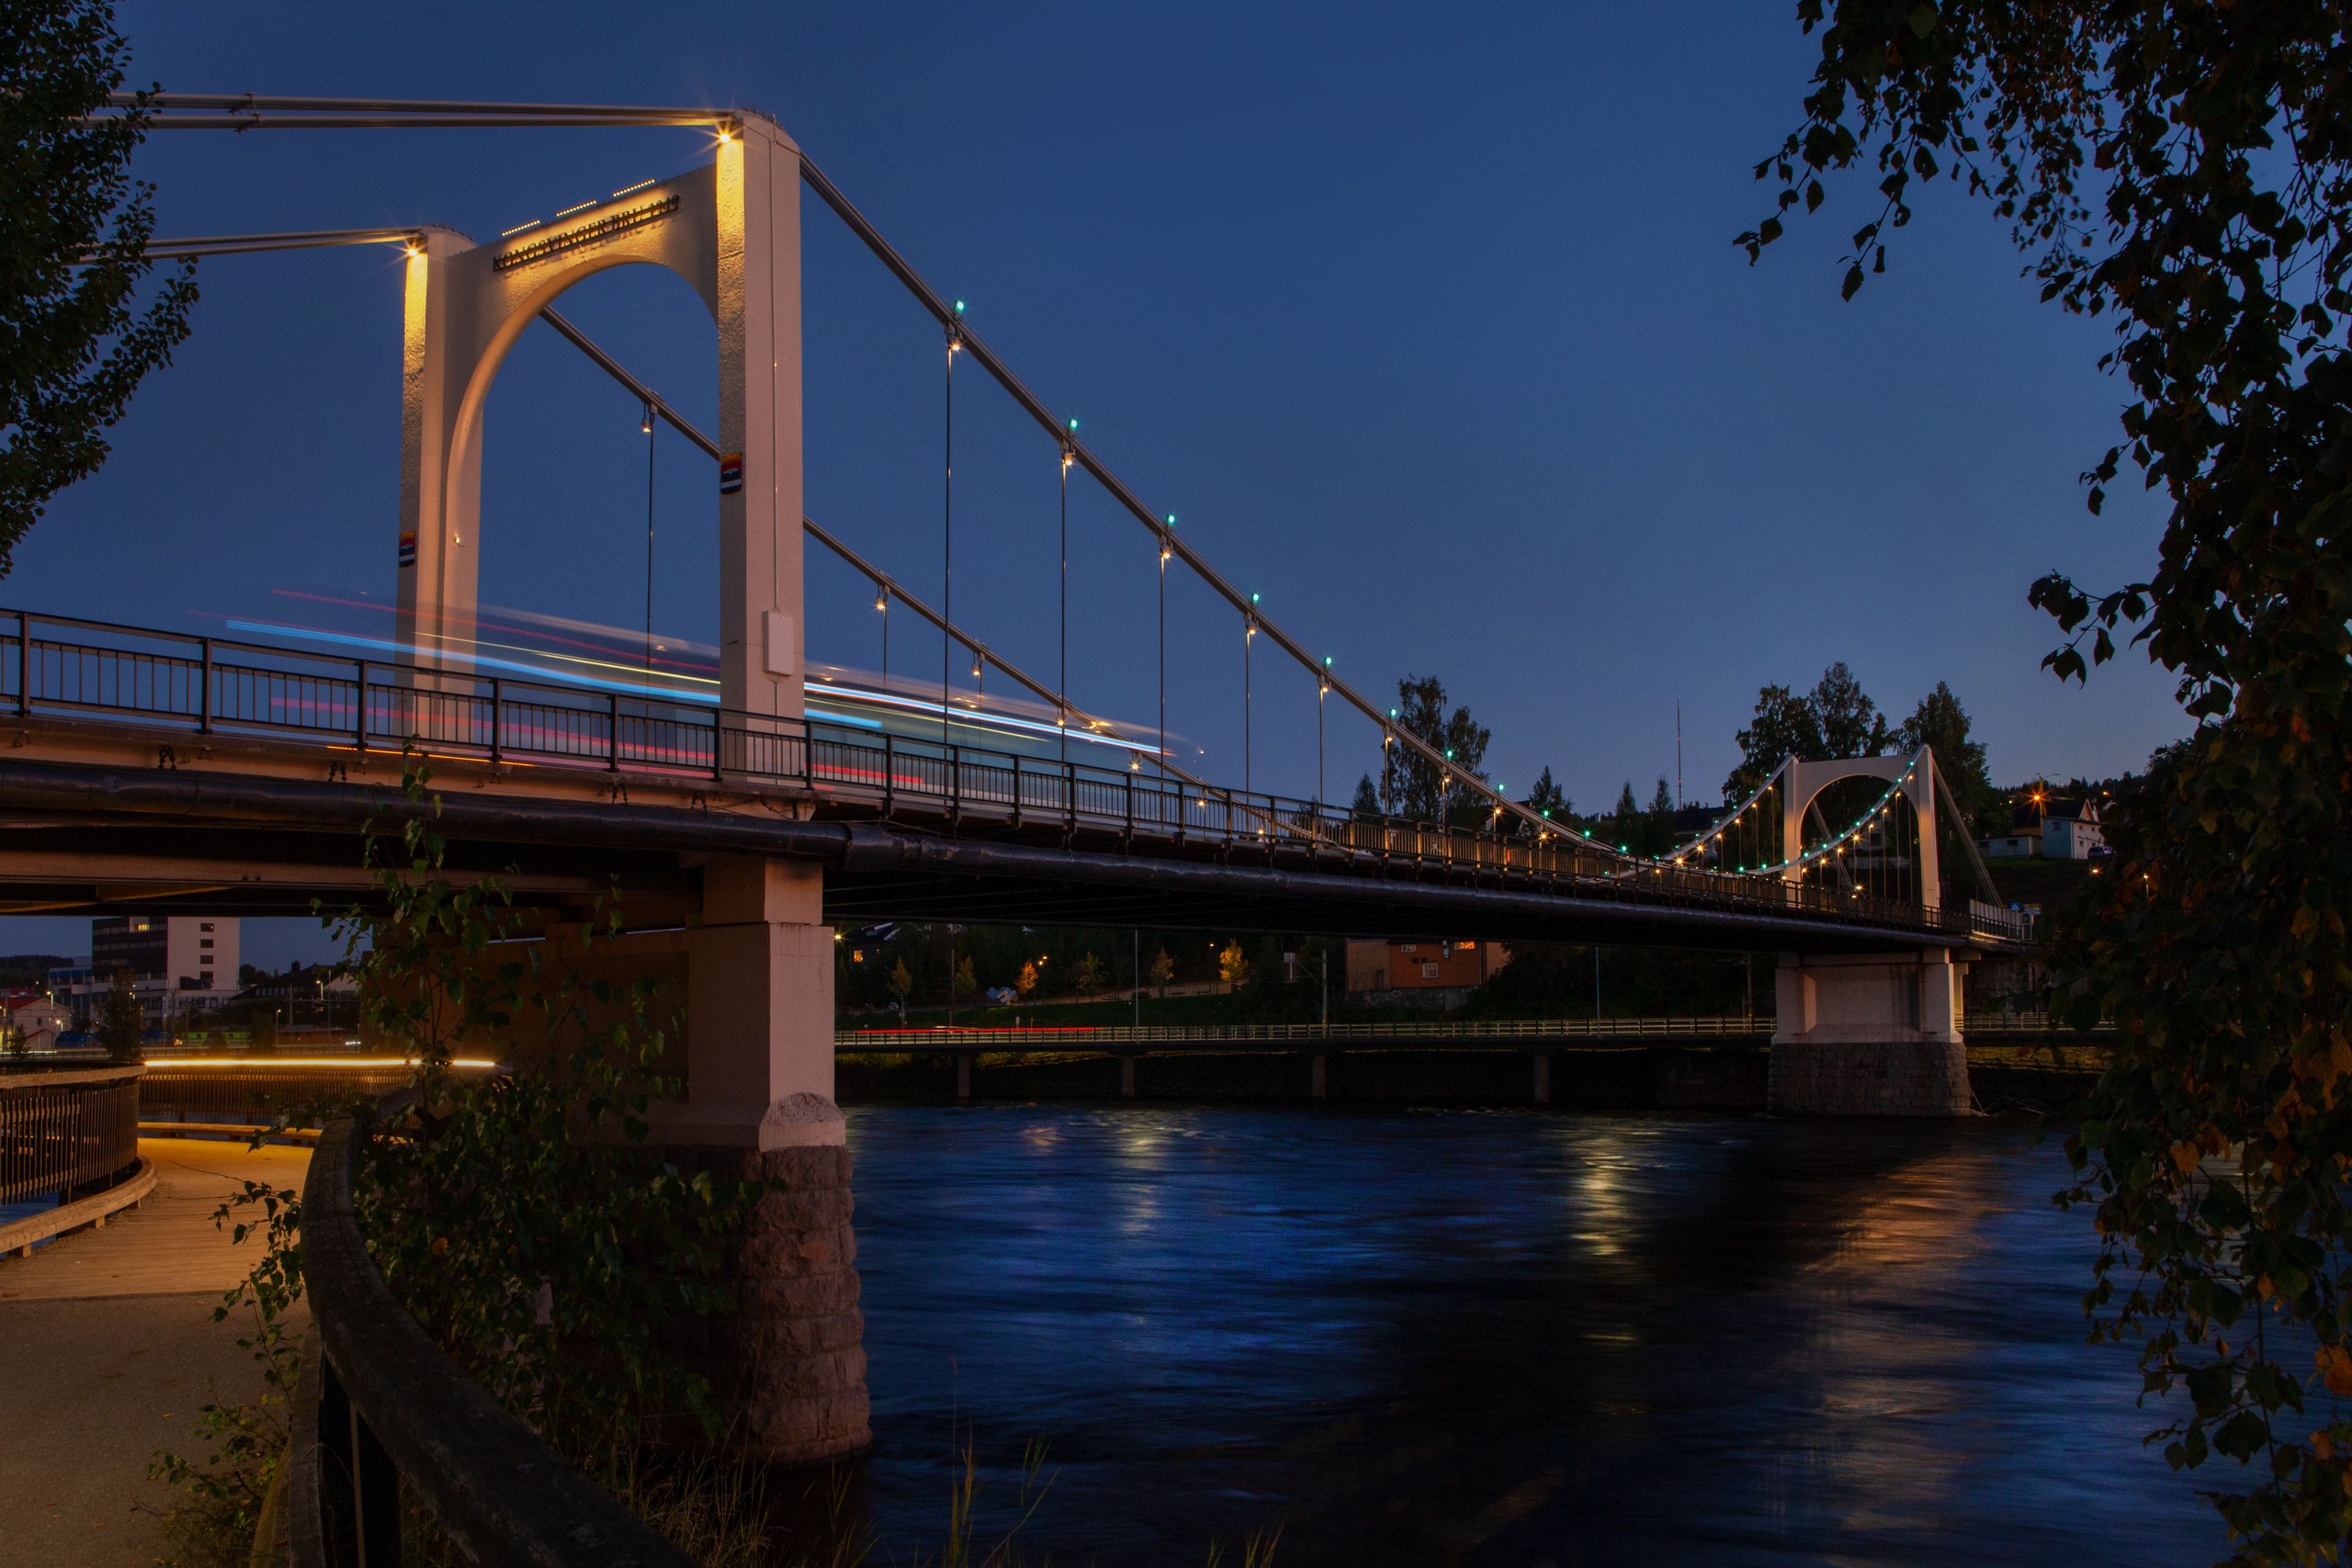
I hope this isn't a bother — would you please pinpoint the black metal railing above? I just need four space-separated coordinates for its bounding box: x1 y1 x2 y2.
836 1016 1776 1050
288 1112 693 1567
0 1065 142 1206
834 1010 2102 1052
1963 1010 2116 1036
0 607 2036 945
140 1063 425 1130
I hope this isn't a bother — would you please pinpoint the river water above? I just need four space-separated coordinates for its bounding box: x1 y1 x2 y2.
834 1106 2219 1566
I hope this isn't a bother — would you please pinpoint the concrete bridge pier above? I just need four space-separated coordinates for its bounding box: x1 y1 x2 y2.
1767 951 1971 1116
651 853 869 1465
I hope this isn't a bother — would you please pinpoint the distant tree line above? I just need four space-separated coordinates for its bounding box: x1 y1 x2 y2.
836 921 1351 1021
834 918 1770 1026
1723 661 2004 838
1344 664 2006 861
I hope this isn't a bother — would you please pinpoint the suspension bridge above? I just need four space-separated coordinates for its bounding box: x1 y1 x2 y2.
5 96 2041 1471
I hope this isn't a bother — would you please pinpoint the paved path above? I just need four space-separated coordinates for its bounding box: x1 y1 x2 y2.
0 1137 312 1568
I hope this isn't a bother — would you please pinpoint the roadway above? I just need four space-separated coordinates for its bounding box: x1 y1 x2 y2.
0 1136 310 1568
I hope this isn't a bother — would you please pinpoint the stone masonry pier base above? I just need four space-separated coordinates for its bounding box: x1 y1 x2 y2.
655 1139 867 1466
643 854 870 1465
1769 950 1973 1117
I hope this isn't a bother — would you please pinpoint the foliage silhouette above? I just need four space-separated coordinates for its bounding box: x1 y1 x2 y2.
1 0 198 575
1759 6 2352 1558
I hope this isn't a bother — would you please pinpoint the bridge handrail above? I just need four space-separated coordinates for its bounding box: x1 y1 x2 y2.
1965 1010 2113 1035
0 607 2014 944
140 1062 424 1131
1967 898 2038 942
288 1111 694 1567
0 1062 142 1207
835 1011 2105 1047
837 1016 1773 1047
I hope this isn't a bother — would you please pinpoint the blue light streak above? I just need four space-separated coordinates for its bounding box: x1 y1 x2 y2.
223 621 1164 758
225 621 718 702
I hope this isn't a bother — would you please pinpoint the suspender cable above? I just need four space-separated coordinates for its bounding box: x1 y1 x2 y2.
797 156 1588 850
943 329 957 745
801 513 1314 834
1244 615 1253 796
1158 536 1168 779
641 400 656 681
1059 445 1071 763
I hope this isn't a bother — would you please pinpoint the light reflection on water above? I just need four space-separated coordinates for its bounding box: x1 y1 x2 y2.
840 1107 2214 1566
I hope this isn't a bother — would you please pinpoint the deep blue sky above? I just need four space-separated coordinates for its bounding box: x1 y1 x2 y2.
8 3 2186 965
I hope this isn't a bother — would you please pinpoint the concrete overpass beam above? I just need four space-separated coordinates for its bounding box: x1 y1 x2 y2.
1767 952 1971 1116
655 853 867 1465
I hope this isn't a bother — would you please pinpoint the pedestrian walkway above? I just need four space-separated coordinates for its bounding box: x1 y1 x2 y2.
0 1136 311 1567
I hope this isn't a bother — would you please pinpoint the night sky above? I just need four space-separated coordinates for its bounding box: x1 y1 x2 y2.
6 3 2187 964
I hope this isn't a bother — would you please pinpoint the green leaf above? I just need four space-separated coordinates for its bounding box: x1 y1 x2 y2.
2215 1412 2269 1461
2199 1182 2250 1234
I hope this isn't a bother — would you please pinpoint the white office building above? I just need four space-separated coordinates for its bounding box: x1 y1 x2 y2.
70 914 243 1026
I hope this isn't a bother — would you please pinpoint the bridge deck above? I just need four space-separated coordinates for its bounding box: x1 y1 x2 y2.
0 610 2037 954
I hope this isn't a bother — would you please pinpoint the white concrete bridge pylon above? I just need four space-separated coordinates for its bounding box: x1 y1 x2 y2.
396 114 805 719
1778 748 1940 913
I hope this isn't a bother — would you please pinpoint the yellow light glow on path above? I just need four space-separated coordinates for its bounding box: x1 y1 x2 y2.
143 1057 502 1070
